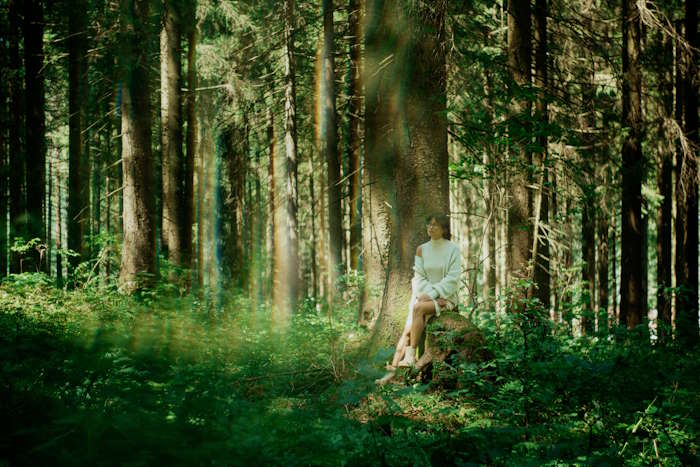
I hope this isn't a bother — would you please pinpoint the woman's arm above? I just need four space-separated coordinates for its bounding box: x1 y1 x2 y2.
412 245 436 300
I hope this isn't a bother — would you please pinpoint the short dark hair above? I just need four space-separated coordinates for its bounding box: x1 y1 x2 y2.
426 213 451 240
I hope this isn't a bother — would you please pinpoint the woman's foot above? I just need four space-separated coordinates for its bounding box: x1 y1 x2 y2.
374 369 396 386
397 346 416 368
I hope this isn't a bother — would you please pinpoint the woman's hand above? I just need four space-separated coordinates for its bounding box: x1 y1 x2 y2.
437 298 447 308
417 294 432 302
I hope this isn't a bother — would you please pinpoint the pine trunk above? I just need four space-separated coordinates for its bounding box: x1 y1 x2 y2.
280 0 299 316
581 56 596 335
533 0 550 311
347 0 362 272
367 0 448 348
676 0 699 344
597 173 610 333
266 106 276 299
68 0 88 274
321 0 343 297
161 0 184 266
656 29 674 341
619 0 644 329
119 0 156 292
360 0 398 326
506 0 532 284
8 0 25 273
581 193 596 334
184 12 197 273
309 154 318 301
0 50 7 277
24 0 47 272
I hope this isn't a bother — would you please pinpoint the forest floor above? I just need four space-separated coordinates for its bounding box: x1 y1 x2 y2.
0 273 698 466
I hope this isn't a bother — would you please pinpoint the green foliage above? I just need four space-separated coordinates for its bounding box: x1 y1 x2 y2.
1 282 698 465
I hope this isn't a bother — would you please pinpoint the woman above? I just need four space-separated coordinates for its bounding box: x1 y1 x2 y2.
377 213 462 383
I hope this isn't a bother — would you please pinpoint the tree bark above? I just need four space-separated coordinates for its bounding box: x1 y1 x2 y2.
24 0 47 272
676 0 699 345
161 0 184 266
597 169 610 333
360 0 393 325
581 47 596 335
232 119 249 287
183 7 196 274
619 0 644 329
533 0 550 311
68 0 88 274
611 207 618 325
347 0 362 272
309 153 318 301
366 0 449 348
506 0 532 284
0 42 7 277
119 0 156 292
279 0 300 316
221 126 244 285
8 0 25 274
581 187 596 334
266 105 276 299
321 0 343 297
656 29 674 342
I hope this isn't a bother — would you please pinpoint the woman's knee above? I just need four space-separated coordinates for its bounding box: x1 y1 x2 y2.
413 301 432 318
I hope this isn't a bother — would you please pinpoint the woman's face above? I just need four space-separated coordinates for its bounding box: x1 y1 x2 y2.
426 218 443 240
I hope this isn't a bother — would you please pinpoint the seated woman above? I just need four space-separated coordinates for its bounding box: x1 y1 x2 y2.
378 213 462 382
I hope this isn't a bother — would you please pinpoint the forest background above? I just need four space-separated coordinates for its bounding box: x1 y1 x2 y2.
0 0 698 464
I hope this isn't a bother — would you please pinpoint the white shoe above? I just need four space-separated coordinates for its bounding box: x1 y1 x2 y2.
397 346 416 368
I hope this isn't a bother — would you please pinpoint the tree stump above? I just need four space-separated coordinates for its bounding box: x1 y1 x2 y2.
414 311 491 373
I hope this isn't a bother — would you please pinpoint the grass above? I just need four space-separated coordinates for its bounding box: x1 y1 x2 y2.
0 273 698 465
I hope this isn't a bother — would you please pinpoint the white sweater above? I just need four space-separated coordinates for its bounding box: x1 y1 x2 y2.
405 237 462 327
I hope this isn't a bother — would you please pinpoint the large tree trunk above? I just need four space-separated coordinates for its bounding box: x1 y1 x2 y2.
183 10 196 275
656 29 674 342
619 0 644 329
161 0 184 266
8 0 24 274
676 0 699 345
347 0 362 273
366 0 448 349
360 0 393 325
506 0 532 284
24 0 47 272
532 0 550 312
279 0 300 317
68 0 88 274
119 0 156 293
321 0 343 298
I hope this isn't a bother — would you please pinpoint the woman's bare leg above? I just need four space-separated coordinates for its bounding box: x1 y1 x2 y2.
391 323 412 367
410 301 436 347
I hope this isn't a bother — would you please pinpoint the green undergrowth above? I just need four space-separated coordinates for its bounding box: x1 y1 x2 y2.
0 274 698 466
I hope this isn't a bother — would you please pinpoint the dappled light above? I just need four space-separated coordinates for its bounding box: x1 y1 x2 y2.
1 0 699 464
